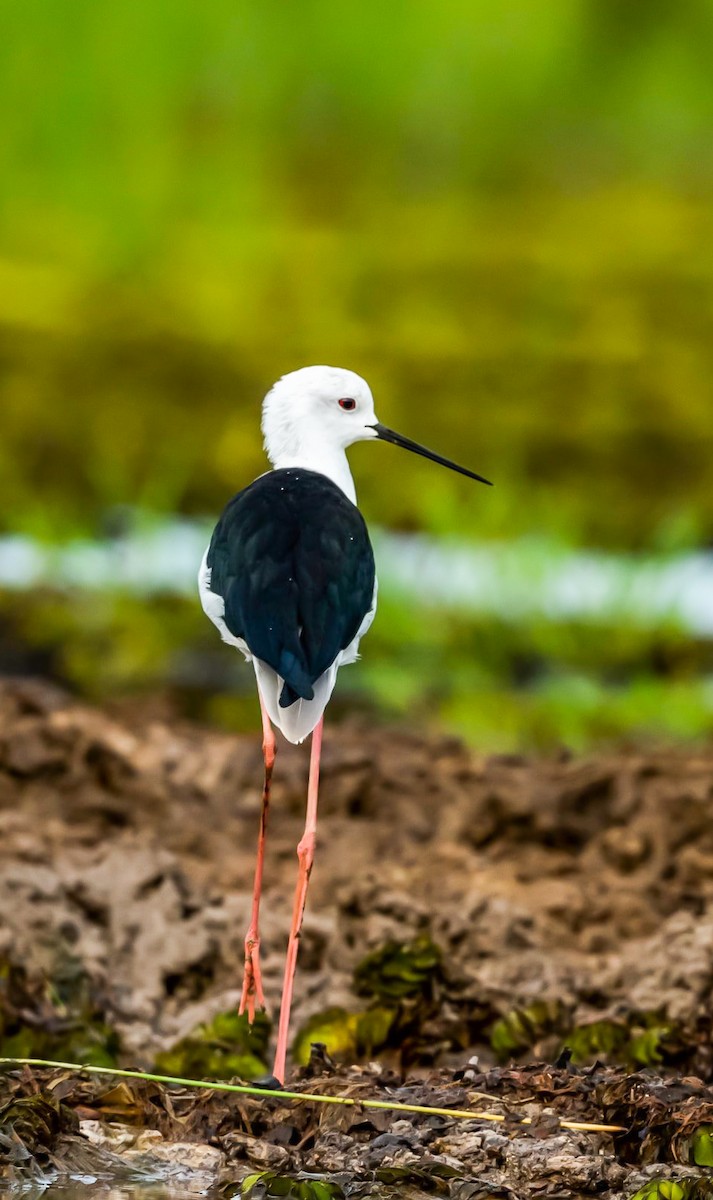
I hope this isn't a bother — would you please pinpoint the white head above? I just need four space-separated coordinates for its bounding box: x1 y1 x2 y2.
262 365 378 466
260 364 492 501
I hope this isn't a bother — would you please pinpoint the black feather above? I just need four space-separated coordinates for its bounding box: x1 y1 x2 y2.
206 469 375 707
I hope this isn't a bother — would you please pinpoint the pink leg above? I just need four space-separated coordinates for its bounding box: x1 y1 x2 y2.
239 697 276 1023
272 716 324 1084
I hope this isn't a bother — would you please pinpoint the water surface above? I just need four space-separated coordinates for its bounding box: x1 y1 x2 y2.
2 523 712 634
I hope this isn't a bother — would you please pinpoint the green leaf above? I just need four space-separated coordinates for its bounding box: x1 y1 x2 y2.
310 1184 345 1200
241 1173 344 1199
241 1173 265 1193
628 1181 713 1200
629 1184 684 1200
691 1127 713 1167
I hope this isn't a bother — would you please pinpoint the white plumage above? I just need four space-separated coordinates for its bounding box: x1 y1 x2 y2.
199 366 380 742
197 364 489 1084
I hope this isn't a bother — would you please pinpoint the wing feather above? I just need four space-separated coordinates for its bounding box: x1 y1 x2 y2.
205 469 375 706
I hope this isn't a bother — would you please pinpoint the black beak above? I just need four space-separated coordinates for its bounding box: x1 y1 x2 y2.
371 424 492 486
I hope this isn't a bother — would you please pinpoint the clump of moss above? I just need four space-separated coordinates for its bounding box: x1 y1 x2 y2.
155 1008 270 1080
627 1019 674 1068
292 1008 360 1067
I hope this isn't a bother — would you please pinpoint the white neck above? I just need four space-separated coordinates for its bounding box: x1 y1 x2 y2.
270 445 357 504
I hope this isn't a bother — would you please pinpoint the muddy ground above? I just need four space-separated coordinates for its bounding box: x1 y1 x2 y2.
2 678 713 1197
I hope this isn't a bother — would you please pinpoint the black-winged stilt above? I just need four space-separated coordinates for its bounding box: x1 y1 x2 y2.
199 365 491 1082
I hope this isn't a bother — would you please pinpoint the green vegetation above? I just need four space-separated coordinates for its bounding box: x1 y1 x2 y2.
489 1001 565 1059
690 1128 713 1168
293 936 443 1066
2 4 713 747
0 958 120 1069
241 1174 344 1200
291 1004 398 1068
353 935 442 1002
154 1008 271 1081
630 1183 713 1200
2 3 713 547
3 184 713 552
564 1015 674 1068
489 1004 679 1070
3 578 710 750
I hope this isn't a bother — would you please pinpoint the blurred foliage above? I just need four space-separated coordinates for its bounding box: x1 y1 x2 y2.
489 1003 679 1069
2 186 713 553
2 581 712 751
0 957 120 1069
1 3 713 551
292 1004 398 1068
293 936 444 1066
564 1014 675 1068
489 1001 565 1059
292 1007 359 1068
154 1008 270 1081
353 936 442 1002
2 4 713 747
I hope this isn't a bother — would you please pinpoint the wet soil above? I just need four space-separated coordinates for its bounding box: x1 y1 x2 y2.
2 678 713 1196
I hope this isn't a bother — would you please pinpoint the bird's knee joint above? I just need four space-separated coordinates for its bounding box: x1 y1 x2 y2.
297 834 315 867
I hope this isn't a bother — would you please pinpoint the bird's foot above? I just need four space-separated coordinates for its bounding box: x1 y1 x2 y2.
239 935 265 1024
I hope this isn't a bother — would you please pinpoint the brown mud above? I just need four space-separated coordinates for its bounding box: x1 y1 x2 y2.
2 678 713 1197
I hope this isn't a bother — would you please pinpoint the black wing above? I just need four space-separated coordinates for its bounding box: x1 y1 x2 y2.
206 468 375 707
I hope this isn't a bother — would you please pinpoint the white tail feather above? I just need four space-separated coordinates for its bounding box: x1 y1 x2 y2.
253 658 340 744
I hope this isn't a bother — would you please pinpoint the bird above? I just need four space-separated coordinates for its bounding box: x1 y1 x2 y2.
198 365 491 1083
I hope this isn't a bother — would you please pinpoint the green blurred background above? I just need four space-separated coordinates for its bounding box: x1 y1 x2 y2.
2 0 713 749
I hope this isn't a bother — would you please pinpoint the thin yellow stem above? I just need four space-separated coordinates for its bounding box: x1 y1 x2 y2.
0 1057 625 1134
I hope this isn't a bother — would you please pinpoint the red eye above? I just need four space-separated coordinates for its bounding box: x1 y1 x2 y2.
338 398 356 411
